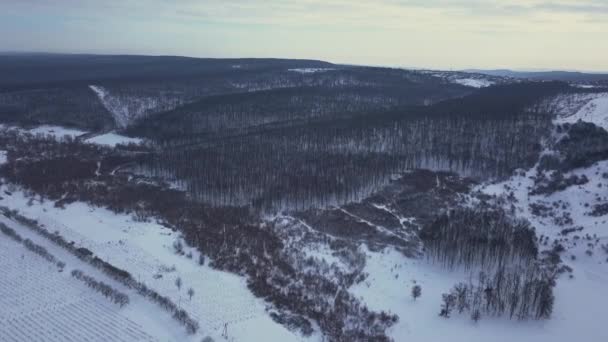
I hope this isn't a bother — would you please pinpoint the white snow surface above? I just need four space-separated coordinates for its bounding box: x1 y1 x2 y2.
0 185 312 342
453 78 495 88
554 92 608 131
0 218 185 342
572 84 598 89
89 85 130 128
90 85 169 129
467 161 608 341
28 125 87 139
288 68 335 74
349 157 608 341
1 124 144 148
85 132 143 147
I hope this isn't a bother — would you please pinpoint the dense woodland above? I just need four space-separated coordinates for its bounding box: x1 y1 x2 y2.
421 208 539 270
421 208 557 321
140 82 566 210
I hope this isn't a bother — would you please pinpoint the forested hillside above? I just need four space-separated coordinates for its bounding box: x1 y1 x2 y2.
140 82 568 210
2 54 608 342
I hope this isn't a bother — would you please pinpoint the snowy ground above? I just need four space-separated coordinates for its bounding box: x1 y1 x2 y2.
288 68 335 74
0 124 144 148
85 132 143 147
89 85 181 128
0 219 185 342
347 91 608 341
28 125 87 139
351 244 608 342
554 92 608 131
468 160 608 341
89 85 130 129
452 78 494 88
0 185 314 342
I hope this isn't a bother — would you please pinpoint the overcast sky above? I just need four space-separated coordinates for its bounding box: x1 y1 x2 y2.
1 0 607 71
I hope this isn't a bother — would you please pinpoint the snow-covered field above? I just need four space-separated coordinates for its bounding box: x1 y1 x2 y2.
0 124 144 148
29 125 87 139
351 243 608 342
288 68 335 74
452 78 494 88
85 132 143 147
0 220 183 342
0 185 313 342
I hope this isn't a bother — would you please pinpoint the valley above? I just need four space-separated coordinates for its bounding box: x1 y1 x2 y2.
0 55 607 342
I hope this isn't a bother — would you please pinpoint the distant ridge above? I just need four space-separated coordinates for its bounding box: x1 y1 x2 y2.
0 53 334 87
465 69 608 82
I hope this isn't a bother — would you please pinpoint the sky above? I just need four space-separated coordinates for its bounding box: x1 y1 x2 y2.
1 0 607 71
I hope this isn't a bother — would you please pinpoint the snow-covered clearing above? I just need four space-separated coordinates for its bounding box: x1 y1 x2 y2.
463 160 608 341
452 78 494 88
554 93 608 131
89 85 131 128
348 149 608 341
0 185 312 342
28 125 87 139
0 220 183 342
572 84 598 89
288 68 335 74
89 85 181 129
351 245 608 342
480 160 608 260
85 132 143 147
0 124 144 147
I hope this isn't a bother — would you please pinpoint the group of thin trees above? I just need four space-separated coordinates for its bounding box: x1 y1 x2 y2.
0 222 66 270
440 266 555 321
71 269 130 307
421 207 557 321
421 208 539 271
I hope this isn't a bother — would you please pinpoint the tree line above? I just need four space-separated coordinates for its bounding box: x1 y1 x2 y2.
71 269 130 307
440 265 555 321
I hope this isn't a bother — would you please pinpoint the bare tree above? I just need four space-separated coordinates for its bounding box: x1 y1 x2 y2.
411 285 421 301
188 288 195 301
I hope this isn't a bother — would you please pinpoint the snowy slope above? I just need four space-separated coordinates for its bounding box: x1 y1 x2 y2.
0 221 184 342
90 85 183 129
0 185 315 342
1 124 144 148
90 85 131 129
348 119 608 342
452 78 495 88
466 160 608 341
85 132 143 147
554 93 608 131
288 68 335 74
29 125 87 139
351 245 608 342
349 162 608 342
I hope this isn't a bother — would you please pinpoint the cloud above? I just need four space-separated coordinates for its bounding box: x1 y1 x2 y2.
0 0 606 70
